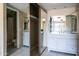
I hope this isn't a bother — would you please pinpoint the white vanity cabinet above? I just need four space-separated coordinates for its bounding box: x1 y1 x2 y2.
47 34 77 54
23 32 30 46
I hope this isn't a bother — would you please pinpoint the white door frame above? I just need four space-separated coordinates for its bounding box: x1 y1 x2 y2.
6 6 20 55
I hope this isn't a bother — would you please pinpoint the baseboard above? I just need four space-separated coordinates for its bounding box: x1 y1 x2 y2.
50 50 76 56
23 45 29 47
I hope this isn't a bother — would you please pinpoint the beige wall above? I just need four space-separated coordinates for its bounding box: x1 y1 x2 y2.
76 4 79 55
39 8 47 54
18 12 27 48
76 4 79 33
0 3 6 56
41 8 47 29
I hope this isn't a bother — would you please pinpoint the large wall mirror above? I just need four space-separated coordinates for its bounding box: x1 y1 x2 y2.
49 15 77 34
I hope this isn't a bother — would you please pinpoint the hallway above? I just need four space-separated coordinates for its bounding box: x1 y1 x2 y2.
0 3 79 56
6 3 79 56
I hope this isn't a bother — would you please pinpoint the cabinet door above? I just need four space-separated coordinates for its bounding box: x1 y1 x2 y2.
23 32 29 46
64 36 77 54
47 35 57 51
56 37 66 52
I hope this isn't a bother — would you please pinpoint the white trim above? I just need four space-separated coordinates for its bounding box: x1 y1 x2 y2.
17 11 20 48
6 6 20 54
7 6 18 12
4 4 7 56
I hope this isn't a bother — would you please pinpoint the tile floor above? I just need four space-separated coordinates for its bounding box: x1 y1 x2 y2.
10 47 75 56
10 47 30 56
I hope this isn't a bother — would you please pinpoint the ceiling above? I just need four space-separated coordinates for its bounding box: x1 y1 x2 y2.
9 3 76 13
38 3 76 11
9 3 29 13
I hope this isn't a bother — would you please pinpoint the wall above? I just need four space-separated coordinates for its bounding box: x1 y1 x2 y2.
0 3 6 56
76 4 79 55
47 7 78 54
18 12 26 48
23 4 30 46
39 8 47 54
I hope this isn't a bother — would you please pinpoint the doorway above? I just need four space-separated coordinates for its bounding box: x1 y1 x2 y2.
30 17 39 56
7 8 17 55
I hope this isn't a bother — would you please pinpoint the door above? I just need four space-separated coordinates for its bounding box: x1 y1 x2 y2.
7 8 17 55
30 17 39 56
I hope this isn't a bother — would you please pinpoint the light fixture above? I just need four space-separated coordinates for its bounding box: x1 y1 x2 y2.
42 18 46 22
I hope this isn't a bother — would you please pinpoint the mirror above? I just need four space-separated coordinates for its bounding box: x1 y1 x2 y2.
66 15 77 33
